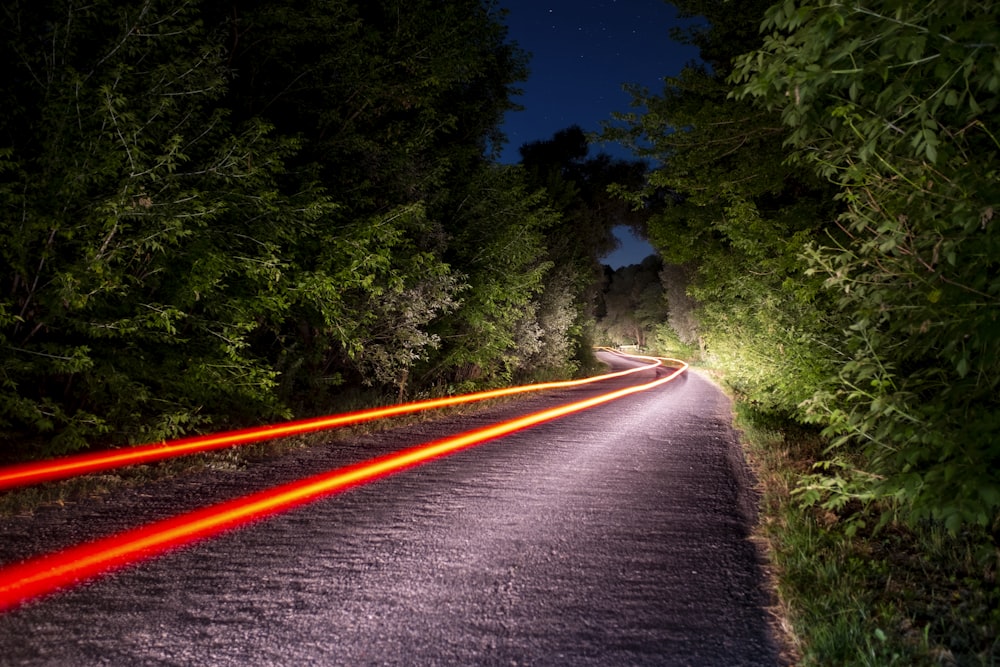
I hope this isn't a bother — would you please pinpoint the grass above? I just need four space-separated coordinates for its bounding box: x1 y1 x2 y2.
734 402 999 666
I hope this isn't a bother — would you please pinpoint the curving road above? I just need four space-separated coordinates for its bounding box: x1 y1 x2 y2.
0 352 782 665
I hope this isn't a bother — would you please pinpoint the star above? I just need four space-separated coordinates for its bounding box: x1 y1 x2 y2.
497 0 700 164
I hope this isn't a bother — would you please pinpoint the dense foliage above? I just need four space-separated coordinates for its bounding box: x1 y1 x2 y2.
518 125 651 373
606 0 843 415
734 0 1000 530
0 0 627 459
594 256 668 349
608 0 999 531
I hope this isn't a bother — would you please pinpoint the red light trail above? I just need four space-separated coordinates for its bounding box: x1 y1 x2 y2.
0 358 686 611
0 353 673 492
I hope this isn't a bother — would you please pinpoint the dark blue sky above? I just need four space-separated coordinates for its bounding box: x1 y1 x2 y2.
496 0 699 268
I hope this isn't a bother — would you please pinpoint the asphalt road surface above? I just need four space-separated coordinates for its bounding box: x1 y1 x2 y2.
0 352 782 665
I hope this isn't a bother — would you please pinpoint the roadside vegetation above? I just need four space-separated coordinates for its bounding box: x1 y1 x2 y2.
597 0 999 663
0 0 643 461
735 400 999 665
596 325 998 663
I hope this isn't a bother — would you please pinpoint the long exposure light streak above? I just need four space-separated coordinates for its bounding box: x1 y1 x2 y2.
0 354 673 492
0 359 686 611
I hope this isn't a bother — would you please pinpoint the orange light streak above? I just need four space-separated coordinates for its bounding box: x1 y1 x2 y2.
0 358 672 492
0 360 686 611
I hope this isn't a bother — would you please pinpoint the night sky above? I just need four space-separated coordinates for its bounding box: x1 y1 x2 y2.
496 0 700 268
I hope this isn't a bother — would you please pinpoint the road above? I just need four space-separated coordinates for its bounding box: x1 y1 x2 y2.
0 352 782 665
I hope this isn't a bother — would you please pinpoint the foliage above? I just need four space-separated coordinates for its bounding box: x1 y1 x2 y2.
218 0 526 204
604 0 843 419
607 0 1000 530
732 0 1000 529
737 402 999 665
216 0 528 403
0 0 305 454
0 0 547 457
519 126 651 371
657 262 700 349
518 273 581 378
423 164 555 388
595 256 668 348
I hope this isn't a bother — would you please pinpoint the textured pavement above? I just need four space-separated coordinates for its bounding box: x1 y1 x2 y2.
0 353 781 665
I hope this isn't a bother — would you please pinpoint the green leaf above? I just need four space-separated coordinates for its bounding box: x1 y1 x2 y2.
783 0 796 26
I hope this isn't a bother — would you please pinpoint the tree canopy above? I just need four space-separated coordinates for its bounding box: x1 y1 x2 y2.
608 0 1000 530
0 0 647 460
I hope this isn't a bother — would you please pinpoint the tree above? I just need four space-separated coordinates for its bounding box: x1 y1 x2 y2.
732 0 1000 529
0 0 534 456
604 0 843 416
519 126 651 370
0 0 309 455
596 256 668 348
657 262 699 350
216 0 529 401
422 164 555 389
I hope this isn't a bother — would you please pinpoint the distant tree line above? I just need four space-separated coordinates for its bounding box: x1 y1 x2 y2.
594 256 666 350
0 0 642 459
605 0 999 532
